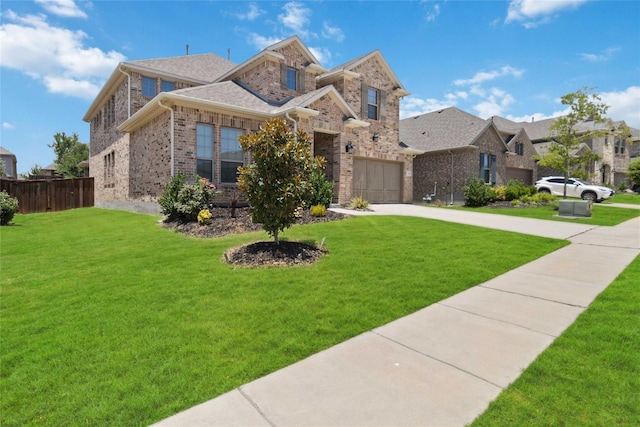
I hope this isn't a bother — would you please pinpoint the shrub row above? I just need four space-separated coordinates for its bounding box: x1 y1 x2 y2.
463 178 548 207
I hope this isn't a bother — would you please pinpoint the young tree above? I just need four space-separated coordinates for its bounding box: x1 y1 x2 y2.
48 132 89 178
629 158 640 189
536 87 608 198
237 118 323 244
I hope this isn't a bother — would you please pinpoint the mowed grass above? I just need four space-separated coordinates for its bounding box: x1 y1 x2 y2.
455 203 640 226
1 208 567 426
606 193 640 205
472 254 640 426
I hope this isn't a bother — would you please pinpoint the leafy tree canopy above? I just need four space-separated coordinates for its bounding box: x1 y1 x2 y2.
629 158 640 186
237 118 324 244
536 87 608 195
48 132 88 178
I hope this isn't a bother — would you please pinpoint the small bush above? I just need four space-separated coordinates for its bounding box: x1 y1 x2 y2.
504 180 535 201
617 181 629 192
310 204 327 217
0 191 19 225
348 196 369 210
197 209 212 225
463 177 495 207
494 185 507 201
308 169 334 207
159 173 218 222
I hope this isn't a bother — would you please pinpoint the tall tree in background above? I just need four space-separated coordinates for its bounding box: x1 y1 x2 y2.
536 87 608 198
48 132 89 178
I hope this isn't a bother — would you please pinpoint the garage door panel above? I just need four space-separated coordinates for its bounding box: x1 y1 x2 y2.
353 158 402 204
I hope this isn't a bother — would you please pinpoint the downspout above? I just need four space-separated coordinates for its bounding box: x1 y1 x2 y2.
117 65 131 118
284 111 297 136
157 100 175 177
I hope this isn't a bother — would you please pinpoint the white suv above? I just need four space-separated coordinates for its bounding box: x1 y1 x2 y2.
535 176 615 203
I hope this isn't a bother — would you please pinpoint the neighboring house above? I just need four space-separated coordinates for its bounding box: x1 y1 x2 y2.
629 127 640 160
0 147 17 178
400 107 511 204
83 35 412 211
492 116 632 187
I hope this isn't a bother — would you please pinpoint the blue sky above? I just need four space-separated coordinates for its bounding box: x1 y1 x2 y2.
1 0 639 175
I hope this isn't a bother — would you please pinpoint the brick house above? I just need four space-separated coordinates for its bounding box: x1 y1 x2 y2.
492 116 633 187
399 107 511 204
83 36 412 212
0 147 17 179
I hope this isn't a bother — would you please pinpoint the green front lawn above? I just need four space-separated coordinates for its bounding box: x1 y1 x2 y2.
0 208 567 426
606 193 640 205
472 254 640 426
452 204 640 226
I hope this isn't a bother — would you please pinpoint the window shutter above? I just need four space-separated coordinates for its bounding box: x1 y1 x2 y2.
379 90 387 122
479 153 483 177
280 63 287 89
298 70 305 93
361 82 368 118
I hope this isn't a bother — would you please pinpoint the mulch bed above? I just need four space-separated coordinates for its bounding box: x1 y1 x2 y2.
161 207 349 267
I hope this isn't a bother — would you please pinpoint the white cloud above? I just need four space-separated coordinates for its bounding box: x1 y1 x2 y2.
506 0 587 26
2 122 15 130
0 11 125 100
400 96 456 119
426 4 441 22
472 88 516 118
601 86 640 129
454 65 524 86
35 0 87 19
236 3 264 21
322 22 344 42
309 46 331 65
247 33 283 50
278 2 312 36
578 47 620 62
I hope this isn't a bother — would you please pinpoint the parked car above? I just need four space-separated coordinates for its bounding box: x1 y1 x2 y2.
535 176 615 202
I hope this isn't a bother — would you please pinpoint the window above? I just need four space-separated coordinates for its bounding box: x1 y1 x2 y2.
615 137 625 155
161 80 174 92
367 88 379 120
604 136 609 146
479 153 496 185
104 95 115 128
286 68 297 91
515 142 524 155
196 124 214 181
103 151 115 188
142 76 156 97
220 127 244 183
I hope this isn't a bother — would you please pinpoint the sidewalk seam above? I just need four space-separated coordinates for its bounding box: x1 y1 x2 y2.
238 387 277 427
478 284 588 308
371 330 504 390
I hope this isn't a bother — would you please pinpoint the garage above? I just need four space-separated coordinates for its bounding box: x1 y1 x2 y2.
506 167 533 186
353 158 402 203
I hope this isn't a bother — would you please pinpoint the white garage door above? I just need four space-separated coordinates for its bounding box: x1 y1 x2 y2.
353 158 402 203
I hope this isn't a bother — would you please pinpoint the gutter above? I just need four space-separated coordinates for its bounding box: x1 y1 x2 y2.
285 111 297 135
157 99 175 177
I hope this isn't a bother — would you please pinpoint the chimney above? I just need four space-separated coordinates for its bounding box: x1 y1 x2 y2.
227 48 230 60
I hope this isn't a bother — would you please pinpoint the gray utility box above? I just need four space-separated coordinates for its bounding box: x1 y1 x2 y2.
558 200 592 217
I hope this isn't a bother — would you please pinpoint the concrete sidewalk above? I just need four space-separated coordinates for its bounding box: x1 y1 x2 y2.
152 207 639 427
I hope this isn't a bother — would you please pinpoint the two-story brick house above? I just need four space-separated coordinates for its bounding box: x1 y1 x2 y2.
83 36 412 212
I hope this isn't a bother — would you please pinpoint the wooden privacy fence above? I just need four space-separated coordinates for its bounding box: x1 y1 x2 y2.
1 177 94 214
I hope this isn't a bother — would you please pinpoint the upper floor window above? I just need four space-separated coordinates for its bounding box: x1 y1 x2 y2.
220 127 244 183
196 124 214 182
367 88 379 120
286 68 298 91
615 137 626 155
515 142 524 155
142 76 156 97
161 80 174 92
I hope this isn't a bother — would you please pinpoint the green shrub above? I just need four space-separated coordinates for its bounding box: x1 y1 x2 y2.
504 180 535 201
348 196 369 210
159 173 218 222
463 177 495 207
310 204 327 217
494 185 507 201
0 190 19 225
308 169 334 208
617 181 629 192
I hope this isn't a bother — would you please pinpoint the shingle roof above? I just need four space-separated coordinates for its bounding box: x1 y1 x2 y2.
0 146 16 157
400 107 492 152
172 82 275 114
127 53 236 83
